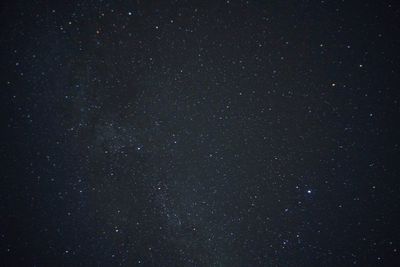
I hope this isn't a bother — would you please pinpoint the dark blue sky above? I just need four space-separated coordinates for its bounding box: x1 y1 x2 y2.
1 0 400 266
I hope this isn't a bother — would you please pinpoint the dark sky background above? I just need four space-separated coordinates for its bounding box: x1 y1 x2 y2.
1 0 400 266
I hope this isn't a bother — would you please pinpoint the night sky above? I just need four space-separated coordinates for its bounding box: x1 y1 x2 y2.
1 0 400 266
